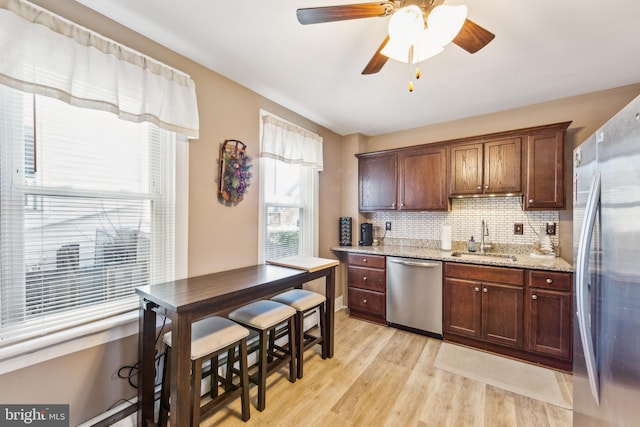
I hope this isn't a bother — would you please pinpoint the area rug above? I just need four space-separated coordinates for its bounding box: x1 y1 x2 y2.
434 342 571 409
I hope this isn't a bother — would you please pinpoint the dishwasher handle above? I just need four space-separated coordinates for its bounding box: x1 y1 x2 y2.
388 259 440 268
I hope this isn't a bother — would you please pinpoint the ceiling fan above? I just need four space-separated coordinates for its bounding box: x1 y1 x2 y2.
296 0 495 75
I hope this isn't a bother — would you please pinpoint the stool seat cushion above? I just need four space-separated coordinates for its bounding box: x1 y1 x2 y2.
163 316 249 360
229 300 296 330
271 289 326 312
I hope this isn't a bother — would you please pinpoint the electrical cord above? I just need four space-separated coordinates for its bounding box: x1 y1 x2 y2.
116 315 168 390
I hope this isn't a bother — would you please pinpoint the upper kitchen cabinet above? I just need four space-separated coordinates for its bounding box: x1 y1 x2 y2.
358 121 571 211
523 122 571 210
357 144 449 212
398 145 449 211
449 137 522 197
358 152 397 211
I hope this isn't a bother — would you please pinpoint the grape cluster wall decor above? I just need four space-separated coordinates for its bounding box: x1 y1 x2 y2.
218 139 252 206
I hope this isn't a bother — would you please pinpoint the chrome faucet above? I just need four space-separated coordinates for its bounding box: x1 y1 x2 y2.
480 220 489 253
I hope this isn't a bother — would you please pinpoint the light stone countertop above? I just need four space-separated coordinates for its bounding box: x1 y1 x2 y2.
331 244 574 273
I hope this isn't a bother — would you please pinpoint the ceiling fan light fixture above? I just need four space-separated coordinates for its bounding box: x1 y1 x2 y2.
381 30 443 64
427 4 468 46
387 5 424 45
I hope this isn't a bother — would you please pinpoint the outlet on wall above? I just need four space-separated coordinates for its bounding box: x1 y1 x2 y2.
546 222 556 235
514 223 523 235
386 221 392 231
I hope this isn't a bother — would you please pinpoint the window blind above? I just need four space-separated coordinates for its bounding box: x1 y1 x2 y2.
0 86 175 348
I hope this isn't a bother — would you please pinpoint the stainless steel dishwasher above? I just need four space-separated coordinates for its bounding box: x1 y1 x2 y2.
386 256 443 338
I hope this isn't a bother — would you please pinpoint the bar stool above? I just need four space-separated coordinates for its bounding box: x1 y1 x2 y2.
228 300 297 411
159 316 250 427
271 289 327 379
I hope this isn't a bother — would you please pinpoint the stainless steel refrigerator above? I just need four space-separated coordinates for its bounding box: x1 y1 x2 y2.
573 94 640 426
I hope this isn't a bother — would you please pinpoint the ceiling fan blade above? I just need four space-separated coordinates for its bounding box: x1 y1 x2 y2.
452 18 495 53
297 2 395 25
362 35 391 75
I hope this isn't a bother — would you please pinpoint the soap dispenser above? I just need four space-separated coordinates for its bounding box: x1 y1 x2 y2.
468 236 476 252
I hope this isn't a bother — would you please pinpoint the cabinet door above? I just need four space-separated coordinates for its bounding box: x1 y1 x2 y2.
449 143 483 196
444 277 482 338
483 137 522 194
527 289 572 359
358 153 397 211
481 282 523 348
399 146 448 211
523 127 565 209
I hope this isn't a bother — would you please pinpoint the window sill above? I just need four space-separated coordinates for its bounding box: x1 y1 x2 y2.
0 310 140 375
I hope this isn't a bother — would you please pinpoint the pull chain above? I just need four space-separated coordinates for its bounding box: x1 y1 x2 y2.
407 44 422 92
408 45 414 92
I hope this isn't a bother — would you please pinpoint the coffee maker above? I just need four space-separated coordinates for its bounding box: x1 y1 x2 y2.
359 223 373 246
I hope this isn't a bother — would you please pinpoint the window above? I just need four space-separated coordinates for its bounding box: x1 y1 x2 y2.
259 112 323 263
261 158 316 261
0 86 176 347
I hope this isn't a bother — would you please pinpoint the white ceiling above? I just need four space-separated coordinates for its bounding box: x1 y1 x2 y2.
75 0 640 137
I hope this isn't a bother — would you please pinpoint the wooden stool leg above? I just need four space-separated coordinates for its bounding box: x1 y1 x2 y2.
239 338 251 421
320 302 328 359
257 329 268 411
296 311 304 379
210 355 219 398
288 316 297 383
225 347 235 392
158 346 171 427
267 327 275 364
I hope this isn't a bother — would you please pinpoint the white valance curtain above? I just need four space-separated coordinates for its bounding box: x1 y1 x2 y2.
261 113 324 171
0 0 199 138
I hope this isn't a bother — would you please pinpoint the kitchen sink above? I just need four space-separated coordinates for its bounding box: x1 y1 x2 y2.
450 251 518 262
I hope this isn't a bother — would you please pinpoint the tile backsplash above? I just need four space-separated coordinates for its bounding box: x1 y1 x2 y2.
367 196 559 252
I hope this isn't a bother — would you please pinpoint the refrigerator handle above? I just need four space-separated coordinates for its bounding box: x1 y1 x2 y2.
576 172 601 406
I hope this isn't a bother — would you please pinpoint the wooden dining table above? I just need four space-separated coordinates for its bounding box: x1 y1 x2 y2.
135 256 338 426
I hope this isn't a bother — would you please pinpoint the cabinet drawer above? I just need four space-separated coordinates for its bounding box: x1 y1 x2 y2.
444 262 524 286
347 253 386 269
348 266 386 292
348 287 385 317
528 270 571 292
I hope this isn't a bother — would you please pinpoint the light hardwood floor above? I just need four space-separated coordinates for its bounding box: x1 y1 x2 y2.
202 309 573 427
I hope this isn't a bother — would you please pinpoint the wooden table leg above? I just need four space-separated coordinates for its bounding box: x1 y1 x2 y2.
138 300 157 426
170 312 192 427
325 267 336 358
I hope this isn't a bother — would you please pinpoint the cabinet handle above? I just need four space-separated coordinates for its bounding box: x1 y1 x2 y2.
363 258 367 263
400 203 405 207
484 184 489 189
474 287 480 292
477 185 482 190
363 276 367 281
483 288 488 293
363 299 368 304
391 203 396 208
546 278 553 284
529 199 534 203
532 294 538 300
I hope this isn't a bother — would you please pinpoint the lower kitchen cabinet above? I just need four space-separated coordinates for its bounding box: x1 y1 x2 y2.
482 282 524 348
526 270 573 361
444 262 573 371
347 253 387 325
443 277 481 338
444 263 524 348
